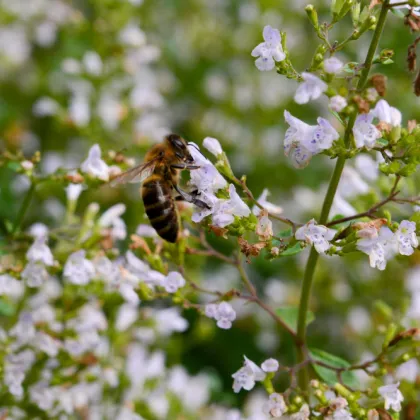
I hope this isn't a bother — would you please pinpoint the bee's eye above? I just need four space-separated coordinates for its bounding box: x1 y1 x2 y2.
168 134 184 150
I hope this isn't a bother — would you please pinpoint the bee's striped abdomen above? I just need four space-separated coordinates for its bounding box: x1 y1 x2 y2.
142 175 178 243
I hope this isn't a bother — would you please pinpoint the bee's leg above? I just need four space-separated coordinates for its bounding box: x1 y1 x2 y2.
173 185 210 209
170 164 200 170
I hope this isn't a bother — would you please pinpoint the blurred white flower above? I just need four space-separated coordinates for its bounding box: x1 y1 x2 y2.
232 356 266 393
4 350 35 398
256 210 273 240
27 236 54 266
329 95 347 112
33 97 59 117
251 25 286 71
0 274 24 299
69 94 90 127
119 22 146 47
34 332 61 357
324 57 343 74
0 25 30 65
136 224 158 238
63 250 95 285
162 272 186 293
378 383 404 412
263 393 287 417
203 136 223 156
28 223 49 238
99 204 127 240
154 308 188 336
82 51 103 76
261 358 279 372
337 167 369 199
35 21 57 47
357 226 396 270
81 144 109 181
97 94 123 131
65 183 83 202
395 220 418 256
252 189 283 216
354 154 379 181
115 303 138 331
294 72 327 104
61 58 81 74
22 262 50 288
205 302 236 329
372 99 402 127
353 113 381 149
295 219 336 254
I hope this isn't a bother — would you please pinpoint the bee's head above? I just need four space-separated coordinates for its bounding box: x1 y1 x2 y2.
165 133 194 163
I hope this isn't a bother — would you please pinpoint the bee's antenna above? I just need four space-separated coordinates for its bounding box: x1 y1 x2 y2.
187 142 200 151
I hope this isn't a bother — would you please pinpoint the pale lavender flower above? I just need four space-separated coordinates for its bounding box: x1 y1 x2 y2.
82 51 102 76
372 99 402 127
119 22 146 47
154 308 188 336
115 303 138 331
63 250 95 285
294 72 327 104
65 183 83 202
214 302 236 329
163 271 186 293
261 358 279 372
80 144 109 181
324 57 343 74
0 274 24 299
357 227 396 270
378 383 404 412
295 219 336 254
33 97 59 117
27 236 54 266
263 393 287 417
69 93 90 127
28 223 49 238
251 25 286 71
232 356 266 393
395 220 418 256
99 204 127 240
22 261 50 288
353 113 381 149
329 95 347 112
203 136 223 156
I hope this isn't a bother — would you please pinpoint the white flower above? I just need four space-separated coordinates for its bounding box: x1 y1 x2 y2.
232 356 266 393
295 219 336 254
63 250 95 285
203 136 223 156
283 111 339 168
136 224 158 238
396 220 418 256
252 189 283 216
354 154 379 182
33 97 59 117
82 51 102 76
0 274 24 299
211 184 251 228
65 183 83 202
324 57 344 74
330 95 347 112
34 332 61 357
251 25 286 71
163 271 186 293
22 261 50 287
261 358 279 372
188 144 227 195
331 408 354 419
81 144 109 181
215 302 236 329
28 223 49 238
263 393 287 417
357 226 396 270
119 22 146 47
294 72 327 104
115 303 138 331
353 113 381 149
155 307 189 336
69 93 90 127
99 204 127 240
290 404 310 420
205 303 218 318
372 99 402 127
27 236 54 266
378 383 404 412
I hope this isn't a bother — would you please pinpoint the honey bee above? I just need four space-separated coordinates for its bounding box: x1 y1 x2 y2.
110 134 210 243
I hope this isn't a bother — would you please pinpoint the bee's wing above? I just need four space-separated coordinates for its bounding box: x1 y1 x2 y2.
109 159 157 187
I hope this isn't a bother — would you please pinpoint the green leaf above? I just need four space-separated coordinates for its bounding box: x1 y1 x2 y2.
6 161 21 172
0 298 16 316
276 307 315 332
391 8 405 18
376 138 388 146
280 242 304 257
278 228 292 238
309 348 359 388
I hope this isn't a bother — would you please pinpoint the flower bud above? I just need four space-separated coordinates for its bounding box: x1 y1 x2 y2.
382 323 397 349
305 5 319 30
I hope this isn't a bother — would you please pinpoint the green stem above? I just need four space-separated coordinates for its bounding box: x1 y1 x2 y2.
296 0 390 391
12 183 36 235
